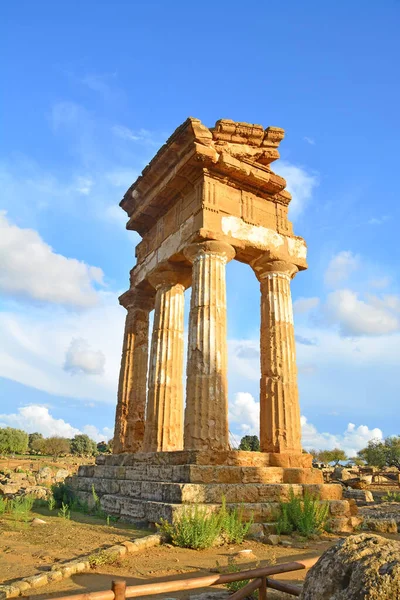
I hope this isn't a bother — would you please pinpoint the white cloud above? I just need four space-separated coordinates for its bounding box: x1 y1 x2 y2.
368 216 390 225
0 405 80 438
278 161 318 219
0 212 104 307
326 289 400 336
111 125 155 144
229 392 259 435
304 137 315 145
64 338 106 375
228 392 383 457
293 297 320 314
74 176 93 195
301 416 383 457
324 251 360 288
0 293 124 403
0 405 113 442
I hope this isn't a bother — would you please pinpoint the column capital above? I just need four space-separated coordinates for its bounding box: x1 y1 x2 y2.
251 257 298 281
184 240 235 264
148 262 191 291
119 289 154 312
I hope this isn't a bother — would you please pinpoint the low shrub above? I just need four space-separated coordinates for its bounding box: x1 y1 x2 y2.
51 482 74 508
88 550 119 568
158 496 253 549
276 488 329 537
219 497 253 544
382 490 400 502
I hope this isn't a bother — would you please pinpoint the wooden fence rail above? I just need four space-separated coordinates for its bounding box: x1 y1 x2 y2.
49 557 318 600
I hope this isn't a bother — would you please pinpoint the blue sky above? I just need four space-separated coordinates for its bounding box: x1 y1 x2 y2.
1 1 399 456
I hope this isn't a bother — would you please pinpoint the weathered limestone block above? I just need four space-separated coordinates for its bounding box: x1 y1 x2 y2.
184 241 235 451
304 484 343 500
119 480 142 498
366 519 398 534
300 533 400 599
328 500 351 516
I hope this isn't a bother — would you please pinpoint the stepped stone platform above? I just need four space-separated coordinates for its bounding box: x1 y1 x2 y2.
69 451 360 534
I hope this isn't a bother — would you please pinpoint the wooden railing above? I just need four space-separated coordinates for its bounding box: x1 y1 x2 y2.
49 557 318 600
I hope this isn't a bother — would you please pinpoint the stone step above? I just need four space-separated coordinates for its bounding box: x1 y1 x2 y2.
71 477 342 504
73 490 352 531
95 449 313 469
76 464 323 485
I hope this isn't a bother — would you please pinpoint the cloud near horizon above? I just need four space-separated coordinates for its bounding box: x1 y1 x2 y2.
0 404 113 442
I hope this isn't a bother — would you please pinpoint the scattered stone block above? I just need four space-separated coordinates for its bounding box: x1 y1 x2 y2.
366 518 398 534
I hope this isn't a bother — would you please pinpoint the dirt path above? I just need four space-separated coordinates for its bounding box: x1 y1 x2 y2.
19 538 339 600
0 507 151 583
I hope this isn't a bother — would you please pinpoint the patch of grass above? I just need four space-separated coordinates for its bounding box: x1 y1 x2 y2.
0 496 7 515
382 490 400 502
158 496 253 549
276 488 329 537
88 550 119 568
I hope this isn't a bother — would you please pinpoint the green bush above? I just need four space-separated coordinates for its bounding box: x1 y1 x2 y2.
382 490 400 502
159 505 222 550
51 482 74 508
219 497 253 544
158 497 253 549
276 488 329 537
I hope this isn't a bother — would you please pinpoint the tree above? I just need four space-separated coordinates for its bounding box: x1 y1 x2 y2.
41 436 71 459
317 448 348 466
97 440 110 453
239 435 260 452
0 427 29 455
70 434 97 456
358 436 400 469
28 432 44 454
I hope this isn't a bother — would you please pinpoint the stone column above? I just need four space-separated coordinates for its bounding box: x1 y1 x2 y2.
143 266 190 452
113 290 153 454
252 258 302 454
184 241 235 451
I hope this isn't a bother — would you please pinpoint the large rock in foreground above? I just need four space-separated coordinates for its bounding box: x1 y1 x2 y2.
300 533 400 599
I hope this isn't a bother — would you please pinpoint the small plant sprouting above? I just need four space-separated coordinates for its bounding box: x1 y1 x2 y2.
58 502 71 520
48 496 56 511
0 497 7 515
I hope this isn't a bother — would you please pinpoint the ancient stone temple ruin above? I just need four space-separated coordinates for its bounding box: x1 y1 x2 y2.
71 118 357 532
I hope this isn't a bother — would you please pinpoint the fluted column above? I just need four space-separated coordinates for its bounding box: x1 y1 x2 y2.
184 241 235 451
113 290 153 454
252 258 302 454
143 266 190 452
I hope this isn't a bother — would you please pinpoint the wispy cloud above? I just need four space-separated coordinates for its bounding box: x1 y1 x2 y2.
304 136 315 145
278 161 319 219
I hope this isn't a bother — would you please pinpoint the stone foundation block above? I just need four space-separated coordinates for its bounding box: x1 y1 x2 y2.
328 500 351 516
283 468 323 484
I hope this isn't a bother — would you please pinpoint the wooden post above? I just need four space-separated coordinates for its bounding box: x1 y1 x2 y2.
259 576 267 600
112 580 126 600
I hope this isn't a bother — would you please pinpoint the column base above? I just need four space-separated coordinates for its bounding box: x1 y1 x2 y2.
68 451 360 534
